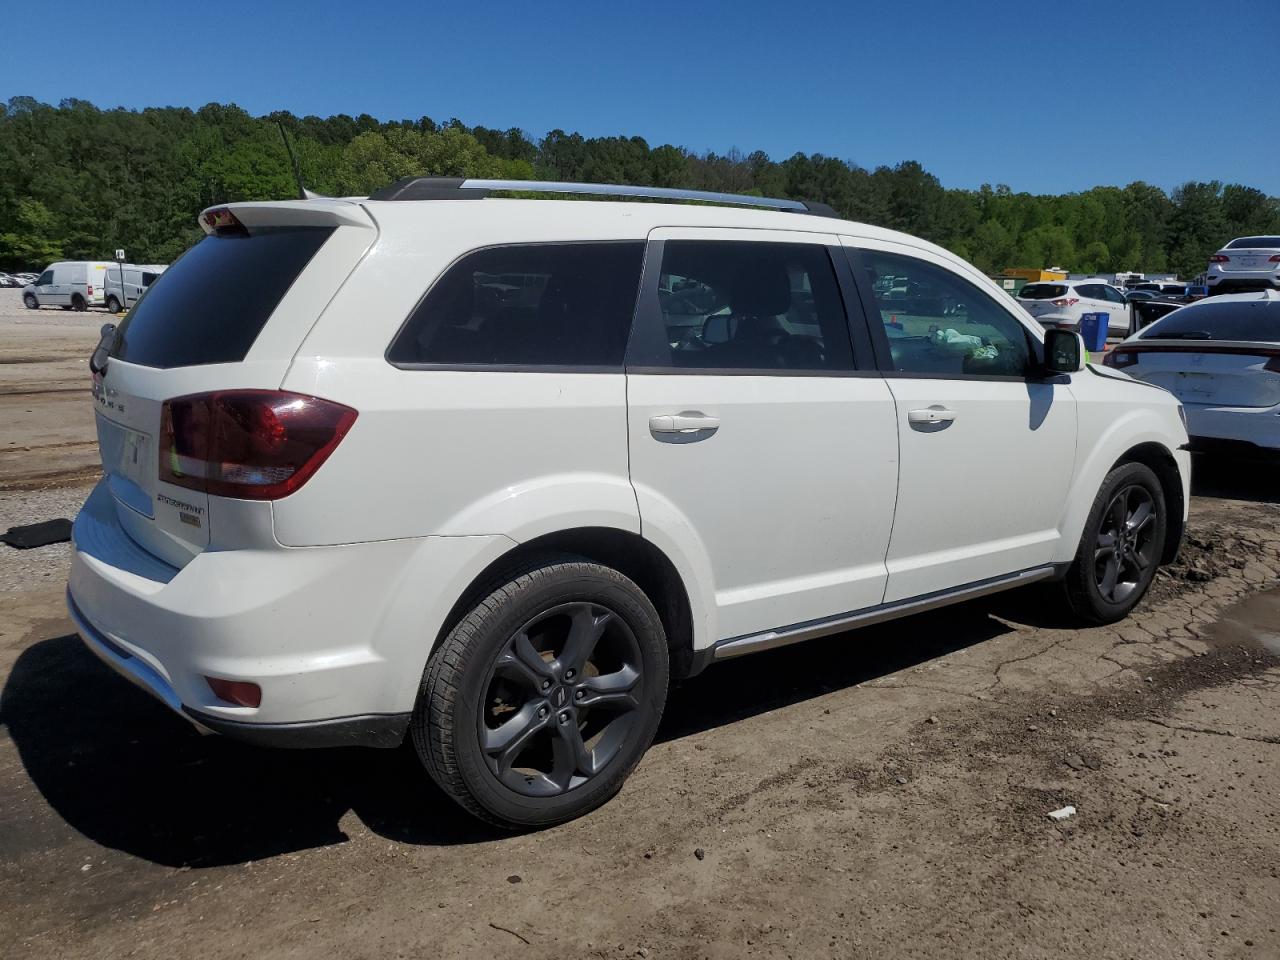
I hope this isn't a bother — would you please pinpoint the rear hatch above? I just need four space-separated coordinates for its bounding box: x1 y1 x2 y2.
93 201 375 567
1017 282 1073 319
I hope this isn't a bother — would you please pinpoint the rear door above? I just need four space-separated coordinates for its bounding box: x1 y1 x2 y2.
96 203 375 566
625 229 899 641
845 239 1077 602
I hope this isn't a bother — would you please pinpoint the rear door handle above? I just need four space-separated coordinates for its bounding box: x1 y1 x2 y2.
907 407 957 425
649 413 720 435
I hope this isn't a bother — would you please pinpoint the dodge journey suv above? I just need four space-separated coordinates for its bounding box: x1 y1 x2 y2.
70 178 1190 828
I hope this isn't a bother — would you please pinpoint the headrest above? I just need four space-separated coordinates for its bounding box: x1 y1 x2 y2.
728 260 791 317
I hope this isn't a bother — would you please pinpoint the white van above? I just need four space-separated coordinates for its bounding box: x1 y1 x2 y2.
103 263 167 313
22 261 113 310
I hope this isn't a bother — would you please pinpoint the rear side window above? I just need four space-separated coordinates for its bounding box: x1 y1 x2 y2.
632 240 854 373
1020 284 1067 300
388 242 645 369
1141 302 1280 342
111 227 334 369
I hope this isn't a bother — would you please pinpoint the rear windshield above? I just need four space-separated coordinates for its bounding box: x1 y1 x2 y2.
1019 283 1067 300
1141 301 1280 342
111 227 333 368
1226 237 1280 249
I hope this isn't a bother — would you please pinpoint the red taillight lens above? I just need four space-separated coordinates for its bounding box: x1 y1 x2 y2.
1208 255 1230 263
1104 350 1139 368
205 676 262 708
88 284 94 295
1051 297 1079 307
1268 255 1280 263
202 207 248 237
159 390 356 500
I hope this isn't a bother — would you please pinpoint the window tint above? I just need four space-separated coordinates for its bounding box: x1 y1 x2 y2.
1101 285 1127 303
641 240 853 372
1074 284 1103 299
1019 283 1067 300
141 272 159 286
37 271 52 285
111 227 333 369
388 242 644 368
860 250 1032 377
1226 237 1280 249
1140 301 1280 342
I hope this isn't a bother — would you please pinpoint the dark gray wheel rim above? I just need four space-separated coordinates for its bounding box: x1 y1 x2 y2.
23 295 36 308
478 601 643 798
1094 484 1157 604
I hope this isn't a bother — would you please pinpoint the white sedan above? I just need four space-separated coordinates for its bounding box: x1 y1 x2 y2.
1104 290 1280 455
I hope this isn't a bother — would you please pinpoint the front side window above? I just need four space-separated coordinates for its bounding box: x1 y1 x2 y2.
859 250 1032 377
388 242 644 368
640 240 854 372
37 271 52 285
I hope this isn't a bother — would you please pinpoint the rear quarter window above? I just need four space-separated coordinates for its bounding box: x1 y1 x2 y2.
110 227 334 369
387 242 645 369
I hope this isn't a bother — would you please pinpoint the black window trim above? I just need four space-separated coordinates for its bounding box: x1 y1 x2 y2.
842 243 1053 383
624 236 880 378
384 239 648 374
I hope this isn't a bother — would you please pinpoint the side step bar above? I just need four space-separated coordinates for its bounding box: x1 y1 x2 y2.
711 565 1059 661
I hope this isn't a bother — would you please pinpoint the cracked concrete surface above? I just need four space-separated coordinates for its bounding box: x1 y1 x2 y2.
0 306 1279 959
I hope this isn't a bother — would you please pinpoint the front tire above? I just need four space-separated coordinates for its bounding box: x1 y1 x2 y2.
413 556 669 829
23 293 38 309
1063 462 1167 624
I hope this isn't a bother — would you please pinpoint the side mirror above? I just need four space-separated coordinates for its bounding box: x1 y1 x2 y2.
1044 328 1087 374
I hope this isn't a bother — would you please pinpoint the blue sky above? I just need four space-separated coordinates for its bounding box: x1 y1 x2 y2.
3 0 1275 195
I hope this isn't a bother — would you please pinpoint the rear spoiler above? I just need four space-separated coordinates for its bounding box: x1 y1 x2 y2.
198 200 374 236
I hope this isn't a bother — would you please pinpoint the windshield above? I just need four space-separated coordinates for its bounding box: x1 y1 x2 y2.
1019 283 1068 300
1140 301 1280 342
1226 237 1280 249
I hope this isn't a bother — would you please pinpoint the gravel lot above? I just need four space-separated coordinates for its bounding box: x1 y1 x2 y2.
1 290 1278 960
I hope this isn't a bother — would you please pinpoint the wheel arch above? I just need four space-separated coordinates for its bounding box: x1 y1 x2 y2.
431 527 704 679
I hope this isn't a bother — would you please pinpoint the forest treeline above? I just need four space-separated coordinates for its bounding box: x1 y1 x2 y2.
2 96 1278 278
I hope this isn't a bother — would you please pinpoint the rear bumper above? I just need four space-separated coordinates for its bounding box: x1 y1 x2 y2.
67 479 509 748
1184 403 1280 452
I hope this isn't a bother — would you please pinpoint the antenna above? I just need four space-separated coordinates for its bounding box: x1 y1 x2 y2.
276 121 317 200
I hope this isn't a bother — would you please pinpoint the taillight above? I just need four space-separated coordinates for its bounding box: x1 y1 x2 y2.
87 284 94 295
159 390 356 500
1208 255 1230 263
1269 255 1280 263
202 207 249 237
1051 297 1079 307
1104 350 1139 368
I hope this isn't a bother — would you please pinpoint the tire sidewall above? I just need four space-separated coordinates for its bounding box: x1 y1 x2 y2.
423 563 669 828
23 294 38 309
106 296 120 314
1071 462 1167 621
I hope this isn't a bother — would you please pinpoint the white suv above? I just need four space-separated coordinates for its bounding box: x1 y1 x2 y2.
1018 278 1131 337
69 179 1190 828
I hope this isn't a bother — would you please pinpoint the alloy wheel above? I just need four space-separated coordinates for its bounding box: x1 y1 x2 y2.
478 602 643 797
1094 484 1157 604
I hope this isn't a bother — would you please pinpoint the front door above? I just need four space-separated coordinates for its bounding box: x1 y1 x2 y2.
626 229 900 641
846 240 1077 603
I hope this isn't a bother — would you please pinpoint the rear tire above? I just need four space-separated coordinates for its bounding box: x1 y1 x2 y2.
22 293 38 309
71 294 87 312
1062 462 1167 624
413 556 669 829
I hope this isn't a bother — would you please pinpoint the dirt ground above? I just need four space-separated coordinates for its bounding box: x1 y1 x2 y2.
1 286 1279 960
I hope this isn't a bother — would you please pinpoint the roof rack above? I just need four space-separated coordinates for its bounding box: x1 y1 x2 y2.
367 177 839 217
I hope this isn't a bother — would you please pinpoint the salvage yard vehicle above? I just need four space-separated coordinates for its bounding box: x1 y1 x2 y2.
1017 278 1131 337
103 263 167 314
1206 236 1280 294
22 261 113 310
68 180 1191 828
1105 290 1280 457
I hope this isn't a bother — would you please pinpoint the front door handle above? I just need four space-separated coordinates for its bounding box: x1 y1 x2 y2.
649 413 720 436
907 406 957 425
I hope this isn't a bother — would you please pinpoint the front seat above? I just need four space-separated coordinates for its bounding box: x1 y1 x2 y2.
704 260 793 368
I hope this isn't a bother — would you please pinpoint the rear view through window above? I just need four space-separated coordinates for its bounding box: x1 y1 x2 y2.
388 242 645 368
111 227 334 368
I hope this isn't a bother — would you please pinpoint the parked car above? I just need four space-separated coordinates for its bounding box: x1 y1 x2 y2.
1105 290 1280 457
1132 281 1186 296
1125 289 1160 301
1206 236 1280 294
0 272 23 287
22 261 114 310
1017 278 1131 337
68 179 1190 828
103 263 167 313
